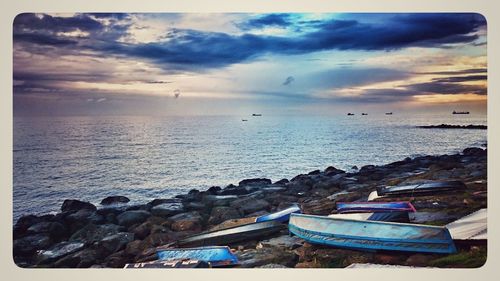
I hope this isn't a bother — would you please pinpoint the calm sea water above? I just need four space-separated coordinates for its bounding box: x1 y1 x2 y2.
13 113 487 220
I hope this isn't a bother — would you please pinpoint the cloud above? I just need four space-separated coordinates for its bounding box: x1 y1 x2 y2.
282 76 295 86
237 14 292 30
431 75 487 83
417 68 487 75
14 13 486 73
405 81 486 95
96 98 107 102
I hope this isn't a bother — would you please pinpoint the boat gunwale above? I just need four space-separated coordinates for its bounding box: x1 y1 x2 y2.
336 201 417 213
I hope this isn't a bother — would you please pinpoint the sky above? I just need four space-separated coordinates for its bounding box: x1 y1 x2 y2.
13 13 487 116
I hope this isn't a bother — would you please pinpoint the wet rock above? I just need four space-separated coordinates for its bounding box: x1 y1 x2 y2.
14 234 52 256
150 202 184 217
116 210 151 227
219 186 250 196
183 201 207 211
206 186 221 194
257 235 303 250
239 178 272 186
53 248 99 268
301 198 335 215
146 198 178 207
463 147 486 156
142 232 178 248
36 241 85 265
168 211 203 232
208 206 241 225
308 170 321 175
61 199 97 213
236 247 298 268
100 196 130 205
26 221 68 242
325 166 345 176
230 197 270 215
274 179 289 185
96 232 134 258
65 209 105 227
104 250 129 268
69 223 124 244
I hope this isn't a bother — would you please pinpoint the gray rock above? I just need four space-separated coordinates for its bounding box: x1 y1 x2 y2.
150 202 184 217
236 247 298 268
61 199 97 212
13 234 52 256
257 263 289 268
116 210 151 227
100 196 130 205
208 206 241 225
36 241 85 264
239 178 272 186
168 211 203 231
230 197 270 215
97 232 134 256
257 235 304 250
69 223 124 244
53 248 99 268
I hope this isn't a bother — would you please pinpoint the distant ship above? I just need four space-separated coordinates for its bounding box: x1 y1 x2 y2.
347 113 355 116
242 119 248 121
362 113 368 116
385 112 393 115
452 111 470 115
252 114 262 116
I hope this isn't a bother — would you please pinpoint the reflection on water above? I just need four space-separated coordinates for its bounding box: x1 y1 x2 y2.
13 113 487 220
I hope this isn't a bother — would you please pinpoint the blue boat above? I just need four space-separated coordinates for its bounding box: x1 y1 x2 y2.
377 181 466 196
255 205 301 223
336 201 416 213
289 213 456 254
156 246 239 267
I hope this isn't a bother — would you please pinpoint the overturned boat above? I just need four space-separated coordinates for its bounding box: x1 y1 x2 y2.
173 220 286 248
336 201 416 213
377 181 466 196
446 208 486 244
329 211 411 223
124 259 211 268
289 213 456 254
156 246 239 267
255 205 301 223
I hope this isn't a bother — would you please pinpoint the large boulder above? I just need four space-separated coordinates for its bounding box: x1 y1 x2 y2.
168 211 203 232
13 234 52 256
301 198 335 215
230 197 270 215
150 202 184 217
236 247 298 268
208 206 241 225
96 232 134 258
53 248 99 268
239 178 272 186
69 223 124 244
36 241 86 265
61 199 97 212
116 210 151 227
100 196 130 205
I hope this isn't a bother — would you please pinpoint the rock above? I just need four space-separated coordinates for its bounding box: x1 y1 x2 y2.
36 241 85 265
257 235 303 250
406 254 433 267
150 202 184 217
208 206 241 225
65 209 104 226
100 196 130 205
130 222 152 240
325 166 345 176
97 232 134 258
239 178 272 186
168 211 203 232
463 147 486 156
236 247 298 268
116 210 151 227
373 253 408 265
69 223 124 244
219 186 251 196
257 263 289 268
230 197 270 215
142 232 178 248
274 179 289 185
61 199 97 212
206 186 221 194
301 198 335 215
308 170 321 175
104 250 129 268
13 234 52 256
53 248 99 268
209 217 257 231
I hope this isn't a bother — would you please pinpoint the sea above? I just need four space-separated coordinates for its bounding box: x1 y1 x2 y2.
13 113 487 221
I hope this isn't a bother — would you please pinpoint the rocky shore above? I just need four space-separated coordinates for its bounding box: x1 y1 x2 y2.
13 146 487 268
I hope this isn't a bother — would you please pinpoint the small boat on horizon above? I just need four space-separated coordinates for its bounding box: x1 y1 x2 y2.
347 113 355 116
242 119 248 121
252 114 262 116
385 112 393 115
362 113 368 115
453 110 470 114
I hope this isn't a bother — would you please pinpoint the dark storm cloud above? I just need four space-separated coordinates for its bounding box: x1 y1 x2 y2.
417 68 487 75
406 81 487 95
282 76 295 86
432 75 487 83
14 13 486 72
237 14 292 30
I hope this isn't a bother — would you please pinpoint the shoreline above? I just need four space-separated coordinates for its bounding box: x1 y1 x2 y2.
13 146 487 268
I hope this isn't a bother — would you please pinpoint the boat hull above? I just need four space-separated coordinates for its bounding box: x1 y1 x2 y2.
175 220 286 248
255 205 301 223
377 181 466 196
289 213 456 254
336 201 416 213
156 246 238 267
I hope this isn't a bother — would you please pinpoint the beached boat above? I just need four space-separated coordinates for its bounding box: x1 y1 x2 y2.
446 208 486 243
255 205 301 223
124 259 211 268
173 220 286 248
377 181 466 196
289 213 456 254
329 211 410 223
336 201 416 213
156 246 239 267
